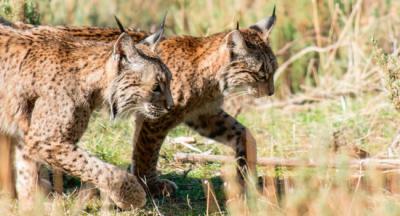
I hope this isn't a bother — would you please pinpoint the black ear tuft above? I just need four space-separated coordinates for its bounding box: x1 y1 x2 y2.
236 21 240 30
154 11 168 43
160 11 168 31
114 16 126 33
266 5 276 30
249 5 277 31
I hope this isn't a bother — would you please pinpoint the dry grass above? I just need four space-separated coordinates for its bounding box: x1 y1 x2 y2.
1 0 400 215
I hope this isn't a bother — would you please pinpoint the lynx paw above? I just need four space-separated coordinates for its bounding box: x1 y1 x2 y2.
109 173 146 210
146 178 178 197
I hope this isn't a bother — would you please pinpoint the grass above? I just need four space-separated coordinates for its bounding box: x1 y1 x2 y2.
20 91 395 215
1 0 400 215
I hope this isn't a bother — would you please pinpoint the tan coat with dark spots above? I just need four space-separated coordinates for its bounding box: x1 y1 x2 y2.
0 25 173 209
6 9 277 197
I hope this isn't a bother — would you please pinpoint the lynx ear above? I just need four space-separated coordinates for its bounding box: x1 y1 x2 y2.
249 5 276 41
140 12 167 51
225 30 248 54
113 33 138 61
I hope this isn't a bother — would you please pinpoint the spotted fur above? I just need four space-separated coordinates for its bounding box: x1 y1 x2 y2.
0 24 173 209
4 9 277 197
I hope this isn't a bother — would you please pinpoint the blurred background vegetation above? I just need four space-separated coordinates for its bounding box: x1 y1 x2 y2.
1 0 400 215
0 0 396 97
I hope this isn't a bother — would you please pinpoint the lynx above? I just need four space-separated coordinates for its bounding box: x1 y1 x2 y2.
0 23 173 209
4 7 278 196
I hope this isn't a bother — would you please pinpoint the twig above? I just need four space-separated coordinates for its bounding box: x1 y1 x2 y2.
169 136 202 153
323 0 364 70
201 179 222 215
274 41 347 82
175 153 400 170
254 90 356 110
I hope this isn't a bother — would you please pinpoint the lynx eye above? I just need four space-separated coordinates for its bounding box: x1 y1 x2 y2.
153 84 162 92
257 63 264 72
257 63 268 80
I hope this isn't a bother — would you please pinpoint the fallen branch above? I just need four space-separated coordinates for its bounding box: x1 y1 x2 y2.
168 136 203 153
175 153 400 171
254 86 381 111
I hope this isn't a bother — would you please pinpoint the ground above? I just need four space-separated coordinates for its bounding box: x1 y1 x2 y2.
0 0 399 215
23 90 397 215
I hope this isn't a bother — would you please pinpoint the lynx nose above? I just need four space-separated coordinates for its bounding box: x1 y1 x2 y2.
164 89 174 111
267 85 274 96
267 91 274 96
166 99 174 111
166 103 174 111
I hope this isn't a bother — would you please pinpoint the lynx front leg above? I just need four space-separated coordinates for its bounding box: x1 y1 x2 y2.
131 120 177 197
185 109 257 179
23 97 146 210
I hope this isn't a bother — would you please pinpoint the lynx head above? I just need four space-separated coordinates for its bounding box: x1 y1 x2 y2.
218 6 278 97
106 29 173 120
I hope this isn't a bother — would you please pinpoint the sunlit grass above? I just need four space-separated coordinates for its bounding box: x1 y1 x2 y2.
44 92 397 215
1 0 400 215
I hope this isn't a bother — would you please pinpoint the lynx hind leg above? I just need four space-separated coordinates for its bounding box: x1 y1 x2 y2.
185 109 257 178
14 144 40 205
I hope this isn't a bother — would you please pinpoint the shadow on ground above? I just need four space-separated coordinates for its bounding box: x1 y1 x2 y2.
60 171 226 215
147 173 226 215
